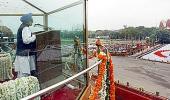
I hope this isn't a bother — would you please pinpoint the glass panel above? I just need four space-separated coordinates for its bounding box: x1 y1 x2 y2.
36 4 86 98
27 0 81 13
0 1 86 99
0 0 42 14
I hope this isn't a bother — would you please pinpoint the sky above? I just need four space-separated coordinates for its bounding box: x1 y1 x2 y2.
1 0 170 32
88 0 170 30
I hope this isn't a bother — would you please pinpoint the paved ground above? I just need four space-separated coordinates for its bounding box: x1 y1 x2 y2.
112 56 170 97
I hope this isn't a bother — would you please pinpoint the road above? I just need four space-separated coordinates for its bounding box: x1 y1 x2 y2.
113 56 170 97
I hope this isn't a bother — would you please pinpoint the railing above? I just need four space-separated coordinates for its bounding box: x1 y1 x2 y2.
21 60 102 100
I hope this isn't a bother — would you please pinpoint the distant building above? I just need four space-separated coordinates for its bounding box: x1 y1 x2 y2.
159 20 166 29
166 19 170 30
159 19 170 30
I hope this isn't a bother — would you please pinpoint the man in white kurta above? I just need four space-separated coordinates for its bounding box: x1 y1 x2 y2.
14 13 36 78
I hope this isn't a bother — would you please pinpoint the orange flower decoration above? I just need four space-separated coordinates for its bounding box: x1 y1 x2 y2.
89 51 115 100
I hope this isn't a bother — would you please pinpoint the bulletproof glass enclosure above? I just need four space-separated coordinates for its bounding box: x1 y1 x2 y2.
0 0 88 98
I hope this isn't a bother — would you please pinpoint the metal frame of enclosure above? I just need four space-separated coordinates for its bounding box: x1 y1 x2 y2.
0 0 86 31
0 0 88 69
0 0 89 99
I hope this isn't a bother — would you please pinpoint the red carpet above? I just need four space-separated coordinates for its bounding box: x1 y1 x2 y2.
41 85 81 100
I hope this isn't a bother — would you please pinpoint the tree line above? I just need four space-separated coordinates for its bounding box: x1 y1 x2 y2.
89 26 170 44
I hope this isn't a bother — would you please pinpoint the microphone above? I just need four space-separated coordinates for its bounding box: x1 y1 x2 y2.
34 23 41 27
34 24 53 30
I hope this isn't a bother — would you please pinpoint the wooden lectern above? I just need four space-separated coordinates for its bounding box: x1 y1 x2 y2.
35 30 62 88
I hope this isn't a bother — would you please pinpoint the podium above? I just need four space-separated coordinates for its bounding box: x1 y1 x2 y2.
35 30 62 88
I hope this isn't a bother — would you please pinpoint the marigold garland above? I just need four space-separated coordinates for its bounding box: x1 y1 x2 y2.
89 53 106 100
109 58 115 100
89 52 115 100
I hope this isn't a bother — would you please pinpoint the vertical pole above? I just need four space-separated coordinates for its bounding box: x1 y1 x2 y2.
83 0 89 86
0 33 2 52
43 14 48 31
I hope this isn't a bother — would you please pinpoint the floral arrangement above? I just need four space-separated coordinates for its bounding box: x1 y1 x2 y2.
0 76 40 100
89 51 115 100
0 53 13 81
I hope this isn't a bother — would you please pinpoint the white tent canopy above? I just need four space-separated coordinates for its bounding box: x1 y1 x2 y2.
0 0 83 31
0 0 82 16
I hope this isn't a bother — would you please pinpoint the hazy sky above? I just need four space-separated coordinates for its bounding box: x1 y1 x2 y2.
88 0 170 30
